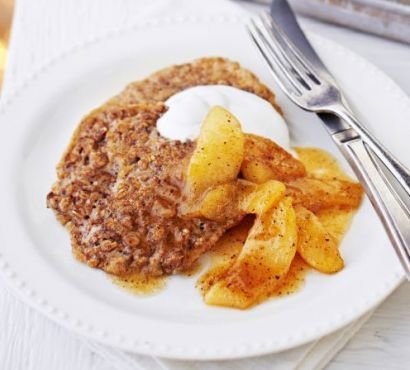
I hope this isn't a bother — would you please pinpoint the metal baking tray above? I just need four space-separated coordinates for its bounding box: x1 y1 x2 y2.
243 0 410 44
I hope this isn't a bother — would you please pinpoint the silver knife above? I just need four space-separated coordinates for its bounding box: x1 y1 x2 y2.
270 0 338 83
265 0 410 276
270 0 410 193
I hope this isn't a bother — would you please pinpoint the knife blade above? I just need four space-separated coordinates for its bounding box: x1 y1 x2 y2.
266 0 410 278
268 0 410 198
270 0 338 85
270 0 350 135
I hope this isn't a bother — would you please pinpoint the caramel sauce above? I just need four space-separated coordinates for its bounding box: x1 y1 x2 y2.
114 147 358 305
197 147 357 306
296 147 356 243
197 218 253 296
196 222 309 302
181 260 204 277
112 273 166 296
295 147 351 181
272 254 308 297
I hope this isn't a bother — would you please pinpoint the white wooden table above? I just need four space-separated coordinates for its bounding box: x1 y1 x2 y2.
1 1 410 369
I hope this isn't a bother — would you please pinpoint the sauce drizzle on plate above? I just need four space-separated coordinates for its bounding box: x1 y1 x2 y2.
113 147 358 307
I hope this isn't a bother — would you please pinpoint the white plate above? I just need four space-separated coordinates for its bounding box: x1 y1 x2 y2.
0 14 409 360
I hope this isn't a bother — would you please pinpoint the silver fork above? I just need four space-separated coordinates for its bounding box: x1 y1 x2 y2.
248 13 410 279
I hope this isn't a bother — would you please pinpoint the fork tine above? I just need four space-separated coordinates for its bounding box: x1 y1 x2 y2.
247 18 302 97
259 13 314 89
255 14 313 92
251 16 317 94
247 19 295 93
261 12 321 85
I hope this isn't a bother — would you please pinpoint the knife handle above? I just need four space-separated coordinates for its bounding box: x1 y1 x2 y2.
333 129 410 279
337 105 410 199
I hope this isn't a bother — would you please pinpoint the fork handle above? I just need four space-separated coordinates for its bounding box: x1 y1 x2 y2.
334 130 410 279
336 106 410 198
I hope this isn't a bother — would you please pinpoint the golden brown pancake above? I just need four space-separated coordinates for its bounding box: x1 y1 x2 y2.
47 57 282 277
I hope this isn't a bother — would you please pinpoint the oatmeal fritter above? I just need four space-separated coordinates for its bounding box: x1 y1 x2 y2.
47 58 281 277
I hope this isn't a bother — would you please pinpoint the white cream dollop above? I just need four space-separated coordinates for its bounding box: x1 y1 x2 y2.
156 85 291 152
